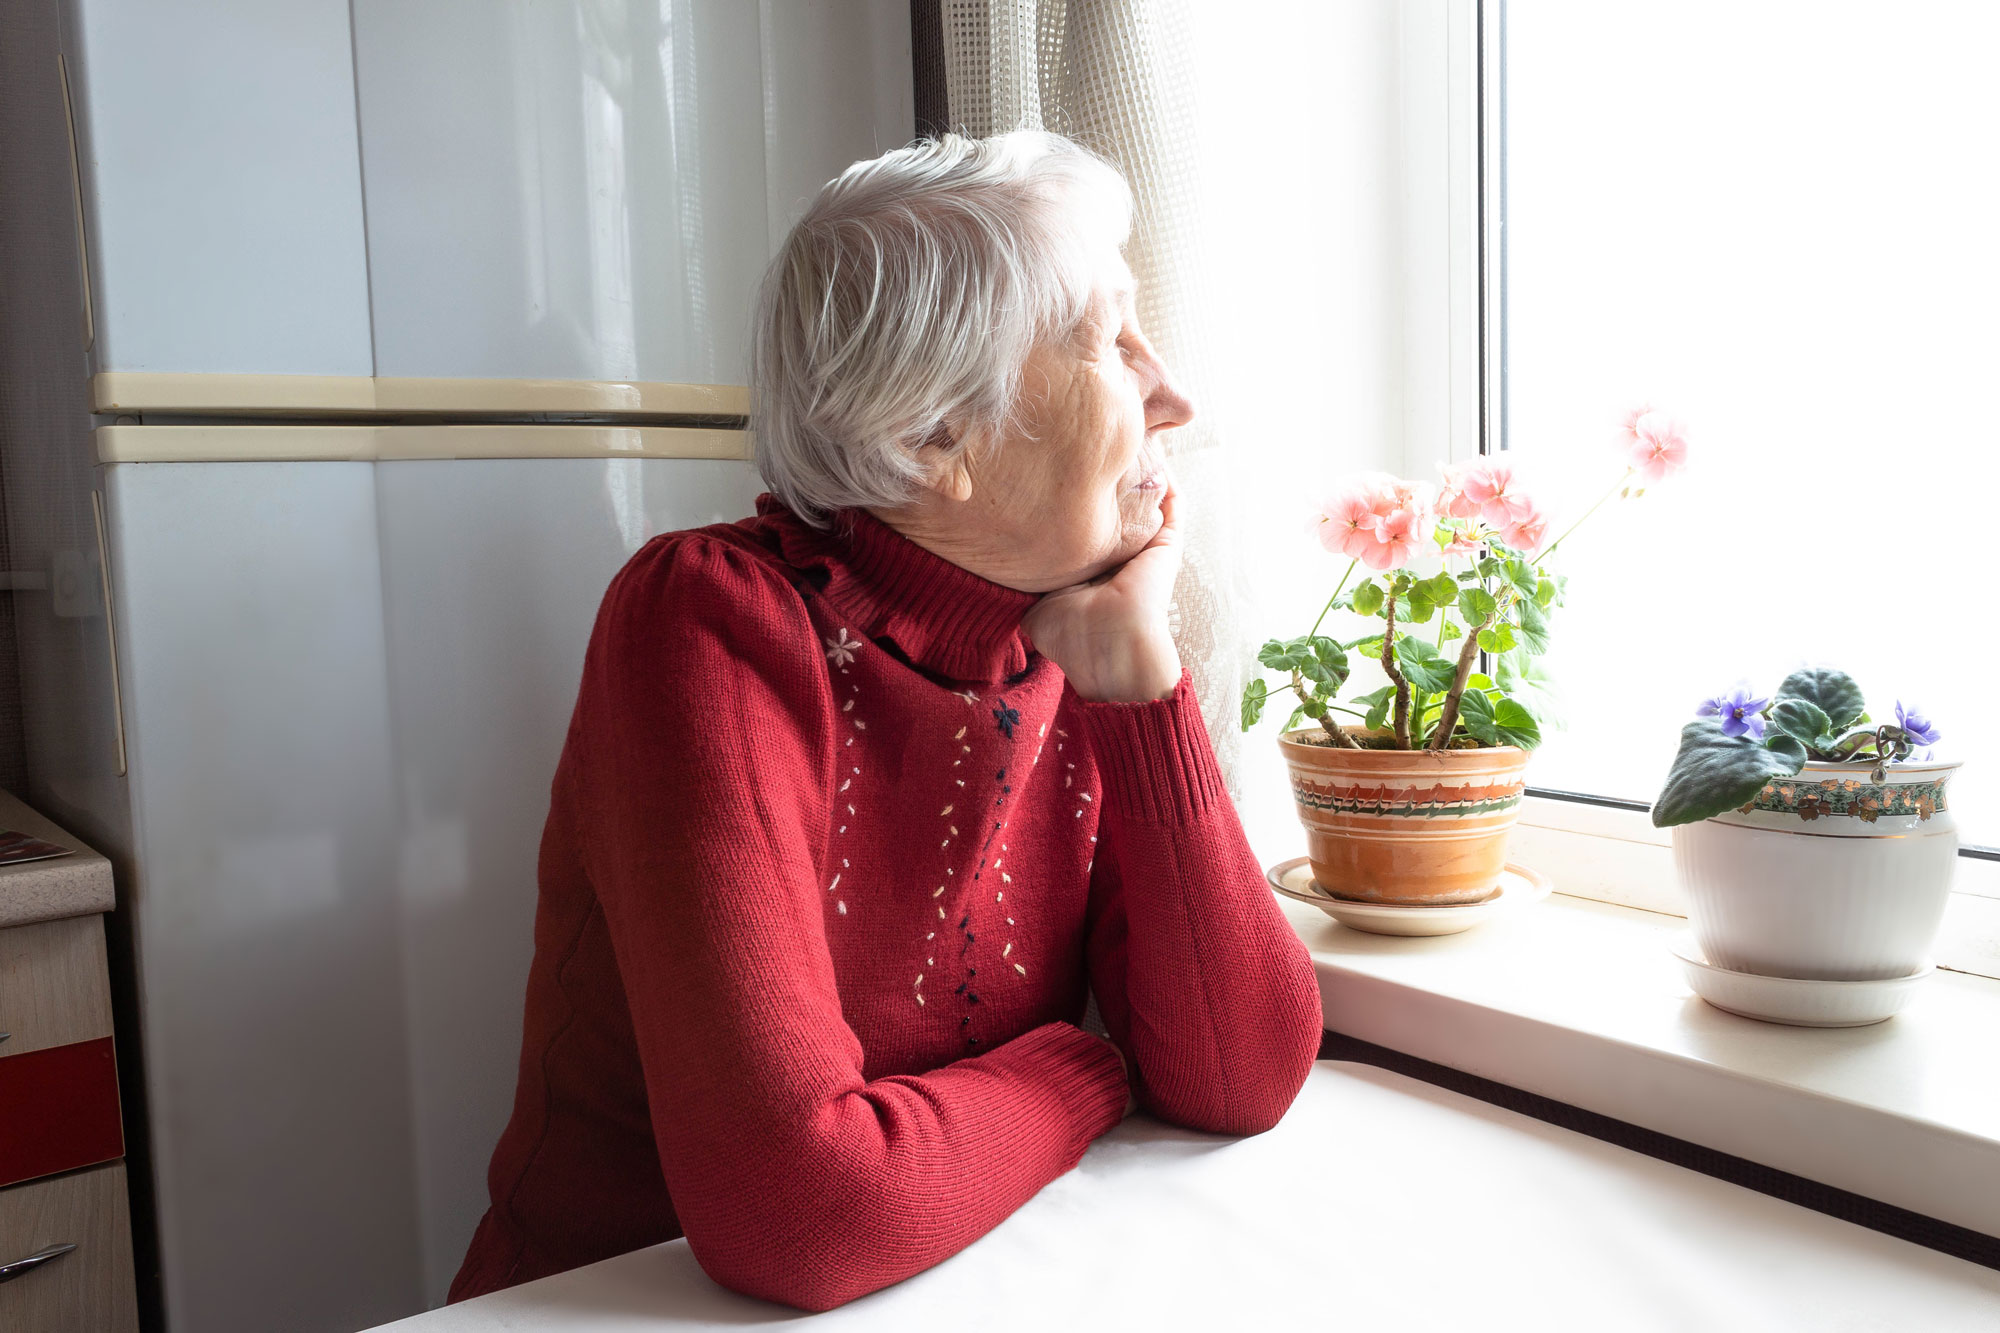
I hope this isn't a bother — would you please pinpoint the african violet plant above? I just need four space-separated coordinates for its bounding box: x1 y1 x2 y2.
1239 409 1690 751
1650 668 1944 827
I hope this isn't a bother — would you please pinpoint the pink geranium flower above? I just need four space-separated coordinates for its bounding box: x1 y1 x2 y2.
1314 473 1435 571
1437 520 1483 556
1625 410 1689 483
1435 461 1486 520
1617 403 1655 444
1459 460 1536 530
1354 504 1432 571
1314 486 1380 557
1499 499 1550 555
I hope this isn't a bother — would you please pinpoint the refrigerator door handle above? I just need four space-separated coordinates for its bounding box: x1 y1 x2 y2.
91 490 127 777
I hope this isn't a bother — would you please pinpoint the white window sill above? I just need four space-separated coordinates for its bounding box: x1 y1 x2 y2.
1275 887 2000 1241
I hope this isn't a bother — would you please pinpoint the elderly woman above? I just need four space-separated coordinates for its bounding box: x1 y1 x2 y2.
450 131 1322 1312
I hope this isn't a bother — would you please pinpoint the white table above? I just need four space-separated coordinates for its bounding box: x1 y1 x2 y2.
368 1062 2000 1331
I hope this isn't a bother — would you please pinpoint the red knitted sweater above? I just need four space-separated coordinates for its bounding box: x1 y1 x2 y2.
448 495 1323 1312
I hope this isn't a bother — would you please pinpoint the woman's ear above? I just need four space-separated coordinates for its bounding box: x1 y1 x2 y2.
916 420 978 503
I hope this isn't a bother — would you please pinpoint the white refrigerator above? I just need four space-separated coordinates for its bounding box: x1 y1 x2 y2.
2 1 913 1329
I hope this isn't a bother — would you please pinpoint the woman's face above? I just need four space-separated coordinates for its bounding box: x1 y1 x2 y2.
956 252 1195 590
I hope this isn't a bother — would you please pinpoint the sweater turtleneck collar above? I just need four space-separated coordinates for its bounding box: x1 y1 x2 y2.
754 493 1040 684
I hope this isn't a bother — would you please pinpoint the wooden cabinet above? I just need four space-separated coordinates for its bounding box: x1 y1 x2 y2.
0 1163 139 1333
0 793 137 1331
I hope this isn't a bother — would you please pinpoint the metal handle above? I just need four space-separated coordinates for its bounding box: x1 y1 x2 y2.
0 1244 77 1285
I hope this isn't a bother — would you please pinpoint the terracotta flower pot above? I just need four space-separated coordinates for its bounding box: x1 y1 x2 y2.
1277 728 1532 905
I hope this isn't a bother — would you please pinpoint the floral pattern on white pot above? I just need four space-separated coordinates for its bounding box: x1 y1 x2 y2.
1672 759 1960 981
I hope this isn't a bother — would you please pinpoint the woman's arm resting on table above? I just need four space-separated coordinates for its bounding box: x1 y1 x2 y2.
574 537 1129 1312
1068 670 1324 1137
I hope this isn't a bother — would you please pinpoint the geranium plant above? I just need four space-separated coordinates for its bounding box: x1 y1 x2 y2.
1650 667 1943 826
1240 409 1689 751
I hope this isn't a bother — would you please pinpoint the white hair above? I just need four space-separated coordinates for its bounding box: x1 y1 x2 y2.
751 131 1134 527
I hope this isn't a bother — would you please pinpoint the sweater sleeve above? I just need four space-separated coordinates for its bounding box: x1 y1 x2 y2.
569 535 1130 1313
1065 668 1323 1136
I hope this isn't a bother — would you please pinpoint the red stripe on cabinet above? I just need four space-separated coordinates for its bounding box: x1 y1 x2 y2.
0 1036 123 1187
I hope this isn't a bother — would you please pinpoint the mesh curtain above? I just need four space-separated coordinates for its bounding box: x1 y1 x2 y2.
939 0 1248 798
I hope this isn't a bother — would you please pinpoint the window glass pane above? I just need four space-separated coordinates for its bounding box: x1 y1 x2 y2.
1501 1 1997 847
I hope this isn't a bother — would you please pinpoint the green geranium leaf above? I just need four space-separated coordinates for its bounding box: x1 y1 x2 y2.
1457 685 1499 745
1766 697 1832 752
1352 581 1385 617
1425 572 1458 605
1497 649 1566 733
1467 672 1496 691
1255 639 1293 671
1441 619 1465 641
1284 703 1307 732
1309 636 1350 688
1402 594 1436 624
1775 668 1866 732
1300 695 1327 720
1651 718 1810 827
1394 637 1458 693
1513 595 1552 656
1458 587 1498 627
1477 624 1518 654
1503 558 1538 593
1240 678 1268 730
1491 697 1542 749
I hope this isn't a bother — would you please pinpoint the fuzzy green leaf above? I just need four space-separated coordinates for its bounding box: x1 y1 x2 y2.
1651 719 1809 827
1351 581 1384 617
1766 697 1833 752
1775 668 1866 732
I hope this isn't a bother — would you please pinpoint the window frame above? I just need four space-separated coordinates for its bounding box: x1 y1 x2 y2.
1427 0 2000 980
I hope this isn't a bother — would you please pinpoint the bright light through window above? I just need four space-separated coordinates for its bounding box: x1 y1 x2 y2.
1499 1 1998 848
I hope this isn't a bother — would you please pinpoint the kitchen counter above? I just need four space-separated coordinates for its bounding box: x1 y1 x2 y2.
0 790 113 929
365 1061 2000 1331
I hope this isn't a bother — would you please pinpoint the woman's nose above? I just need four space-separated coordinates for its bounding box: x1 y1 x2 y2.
1145 349 1195 432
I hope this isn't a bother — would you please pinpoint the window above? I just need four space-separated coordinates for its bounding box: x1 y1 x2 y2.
1491 0 1998 851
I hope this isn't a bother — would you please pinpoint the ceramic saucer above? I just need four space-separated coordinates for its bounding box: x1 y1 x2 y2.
1668 934 1932 1028
1265 858 1552 937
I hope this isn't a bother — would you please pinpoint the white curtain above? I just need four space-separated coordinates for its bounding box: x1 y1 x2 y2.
941 0 1249 798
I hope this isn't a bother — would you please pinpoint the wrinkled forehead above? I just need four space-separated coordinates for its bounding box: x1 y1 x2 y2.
1085 250 1138 321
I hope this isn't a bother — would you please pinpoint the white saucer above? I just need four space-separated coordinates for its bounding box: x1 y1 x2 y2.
1265 858 1552 936
1668 933 1933 1027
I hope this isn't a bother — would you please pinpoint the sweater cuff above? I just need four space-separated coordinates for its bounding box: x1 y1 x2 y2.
995 1022 1130 1138
1067 668 1230 825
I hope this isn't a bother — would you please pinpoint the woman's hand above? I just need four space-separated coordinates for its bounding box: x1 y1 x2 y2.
1020 481 1184 702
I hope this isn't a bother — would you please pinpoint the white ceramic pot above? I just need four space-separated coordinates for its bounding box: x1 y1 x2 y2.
1671 758 1961 981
